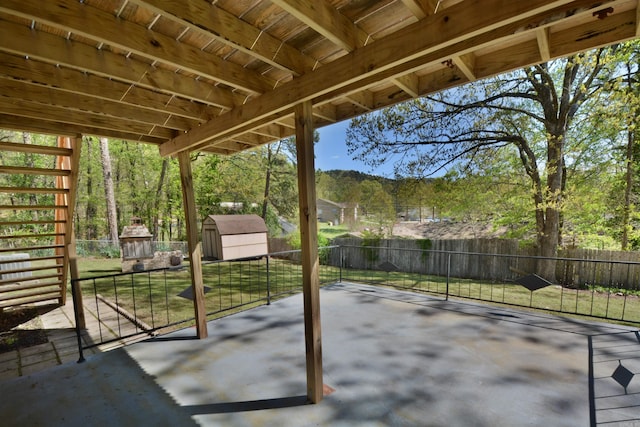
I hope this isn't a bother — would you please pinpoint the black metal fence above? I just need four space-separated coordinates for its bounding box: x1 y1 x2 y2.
72 248 341 357
336 245 640 324
71 244 640 361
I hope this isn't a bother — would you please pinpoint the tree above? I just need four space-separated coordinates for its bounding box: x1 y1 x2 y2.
153 158 169 241
612 45 640 249
260 137 302 222
358 180 395 234
84 137 98 239
99 137 119 244
347 46 623 278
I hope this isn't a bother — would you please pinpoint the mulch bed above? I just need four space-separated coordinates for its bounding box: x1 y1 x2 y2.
0 307 49 353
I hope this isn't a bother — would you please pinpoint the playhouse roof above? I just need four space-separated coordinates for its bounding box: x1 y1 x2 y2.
205 214 268 236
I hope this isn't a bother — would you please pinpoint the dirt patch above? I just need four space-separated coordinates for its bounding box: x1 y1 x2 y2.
0 307 49 353
392 221 507 240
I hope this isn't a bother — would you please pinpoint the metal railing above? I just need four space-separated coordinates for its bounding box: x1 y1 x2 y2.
72 247 341 359
337 245 640 325
71 244 640 362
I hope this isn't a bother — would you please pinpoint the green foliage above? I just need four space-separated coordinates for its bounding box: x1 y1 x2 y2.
99 245 121 259
285 231 331 264
361 229 383 263
286 232 301 250
416 238 432 260
317 234 331 265
345 41 640 254
416 238 432 250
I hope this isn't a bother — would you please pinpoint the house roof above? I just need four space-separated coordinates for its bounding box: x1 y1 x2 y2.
0 1 638 156
318 198 346 209
205 214 268 235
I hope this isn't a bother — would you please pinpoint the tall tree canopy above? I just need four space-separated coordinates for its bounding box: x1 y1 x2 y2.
346 44 632 269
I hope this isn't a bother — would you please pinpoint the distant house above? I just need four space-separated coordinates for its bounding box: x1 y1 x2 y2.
317 198 358 226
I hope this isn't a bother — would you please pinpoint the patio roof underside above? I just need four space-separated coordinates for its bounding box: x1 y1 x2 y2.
1 0 639 157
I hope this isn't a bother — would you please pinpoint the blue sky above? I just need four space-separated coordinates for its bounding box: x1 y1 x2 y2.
315 121 395 177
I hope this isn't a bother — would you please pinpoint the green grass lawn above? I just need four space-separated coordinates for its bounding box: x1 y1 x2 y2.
71 254 639 342
318 224 352 240
341 268 640 325
73 256 341 334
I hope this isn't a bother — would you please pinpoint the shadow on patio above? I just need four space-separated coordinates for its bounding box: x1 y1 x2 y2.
0 282 638 426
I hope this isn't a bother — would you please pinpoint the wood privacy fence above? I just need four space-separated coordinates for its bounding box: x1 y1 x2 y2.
329 238 640 291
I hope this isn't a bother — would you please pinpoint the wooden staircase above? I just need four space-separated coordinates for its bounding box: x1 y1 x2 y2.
0 136 80 310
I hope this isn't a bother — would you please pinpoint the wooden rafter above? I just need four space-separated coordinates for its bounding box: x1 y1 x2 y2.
271 0 368 51
0 27 239 112
536 27 552 62
128 0 316 76
0 0 273 95
161 0 628 156
400 0 440 18
0 0 635 153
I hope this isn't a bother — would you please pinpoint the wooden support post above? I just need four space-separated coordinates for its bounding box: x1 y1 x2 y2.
68 136 84 326
56 136 83 328
178 151 208 339
294 100 323 404
68 230 84 328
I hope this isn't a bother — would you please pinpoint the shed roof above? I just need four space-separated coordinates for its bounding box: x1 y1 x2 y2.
205 214 268 236
1 1 637 156
318 198 346 209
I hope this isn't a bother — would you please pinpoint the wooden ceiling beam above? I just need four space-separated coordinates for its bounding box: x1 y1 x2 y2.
0 0 273 95
452 53 477 81
272 0 425 103
210 140 256 152
129 0 316 76
252 124 289 139
313 104 338 123
637 1 640 36
189 109 297 152
0 97 176 140
161 0 622 156
271 0 422 102
346 91 374 111
0 52 221 121
542 9 637 67
0 114 165 144
392 74 420 98
270 0 369 51
400 0 440 18
231 133 275 146
276 117 296 129
536 28 552 62
0 22 241 111
0 77 199 132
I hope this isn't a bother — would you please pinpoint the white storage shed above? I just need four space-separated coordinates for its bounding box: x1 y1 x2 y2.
202 214 268 260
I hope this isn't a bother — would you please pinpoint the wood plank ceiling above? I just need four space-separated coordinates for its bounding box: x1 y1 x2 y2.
0 0 638 157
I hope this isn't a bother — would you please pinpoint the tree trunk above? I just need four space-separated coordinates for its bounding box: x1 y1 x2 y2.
85 137 97 240
99 137 119 244
536 133 564 281
621 60 638 250
22 133 39 222
153 158 169 241
262 146 273 220
622 129 634 250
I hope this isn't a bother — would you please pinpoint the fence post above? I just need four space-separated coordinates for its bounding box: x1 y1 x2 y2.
266 256 271 305
339 245 343 283
446 253 451 301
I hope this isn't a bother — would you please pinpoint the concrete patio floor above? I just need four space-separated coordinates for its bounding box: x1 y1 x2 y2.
0 282 638 426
